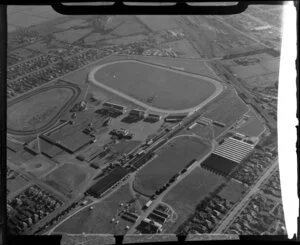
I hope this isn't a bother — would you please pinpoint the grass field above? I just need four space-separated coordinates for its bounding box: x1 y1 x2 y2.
54 28 92 43
131 56 218 78
110 140 141 155
218 180 246 204
19 155 57 178
230 58 279 79
136 16 178 31
203 89 248 127
234 111 265 137
55 184 142 235
8 86 76 133
44 163 90 196
163 167 225 233
188 124 213 140
134 136 211 197
93 60 217 110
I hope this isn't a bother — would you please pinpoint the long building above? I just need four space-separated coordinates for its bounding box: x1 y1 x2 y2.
87 166 130 197
103 102 127 112
201 136 255 176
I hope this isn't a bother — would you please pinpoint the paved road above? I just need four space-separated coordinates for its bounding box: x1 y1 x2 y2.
88 59 224 114
215 159 279 233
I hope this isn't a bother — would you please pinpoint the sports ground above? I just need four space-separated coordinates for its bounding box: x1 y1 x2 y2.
88 60 224 114
44 163 91 196
7 83 81 136
133 136 211 197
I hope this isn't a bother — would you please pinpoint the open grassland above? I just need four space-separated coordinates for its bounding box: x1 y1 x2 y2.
174 15 256 59
109 16 149 36
54 28 93 43
230 58 279 79
163 167 225 233
136 16 178 31
54 184 141 235
110 140 141 155
218 180 246 204
234 111 265 137
203 89 248 127
92 60 219 111
134 136 211 197
19 155 57 178
44 163 91 196
130 55 218 78
7 84 80 135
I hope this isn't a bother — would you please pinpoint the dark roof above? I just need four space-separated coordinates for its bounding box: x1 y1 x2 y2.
148 213 165 224
153 209 168 219
58 132 94 153
87 167 129 197
201 154 238 176
136 220 159 234
40 139 63 158
165 114 187 119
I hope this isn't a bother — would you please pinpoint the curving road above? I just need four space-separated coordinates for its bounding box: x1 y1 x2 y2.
7 84 81 136
88 59 224 114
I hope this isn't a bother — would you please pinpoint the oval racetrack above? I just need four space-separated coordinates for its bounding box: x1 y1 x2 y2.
88 59 224 114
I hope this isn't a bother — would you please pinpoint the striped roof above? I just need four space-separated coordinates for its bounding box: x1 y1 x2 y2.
214 137 254 163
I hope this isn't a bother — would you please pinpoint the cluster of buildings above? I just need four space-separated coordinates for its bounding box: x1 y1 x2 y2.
226 194 285 235
252 87 278 121
261 170 281 199
179 195 233 235
142 48 177 57
136 204 172 235
7 54 59 81
231 148 274 186
7 185 63 234
95 102 126 118
109 128 133 140
50 44 86 59
122 109 146 124
8 29 42 51
7 46 106 99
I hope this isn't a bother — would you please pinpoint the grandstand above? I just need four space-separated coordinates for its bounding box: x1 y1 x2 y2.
144 113 162 123
103 102 127 113
201 136 255 176
212 121 225 128
87 166 130 197
198 117 212 125
214 137 254 163
164 114 187 123
129 109 146 118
